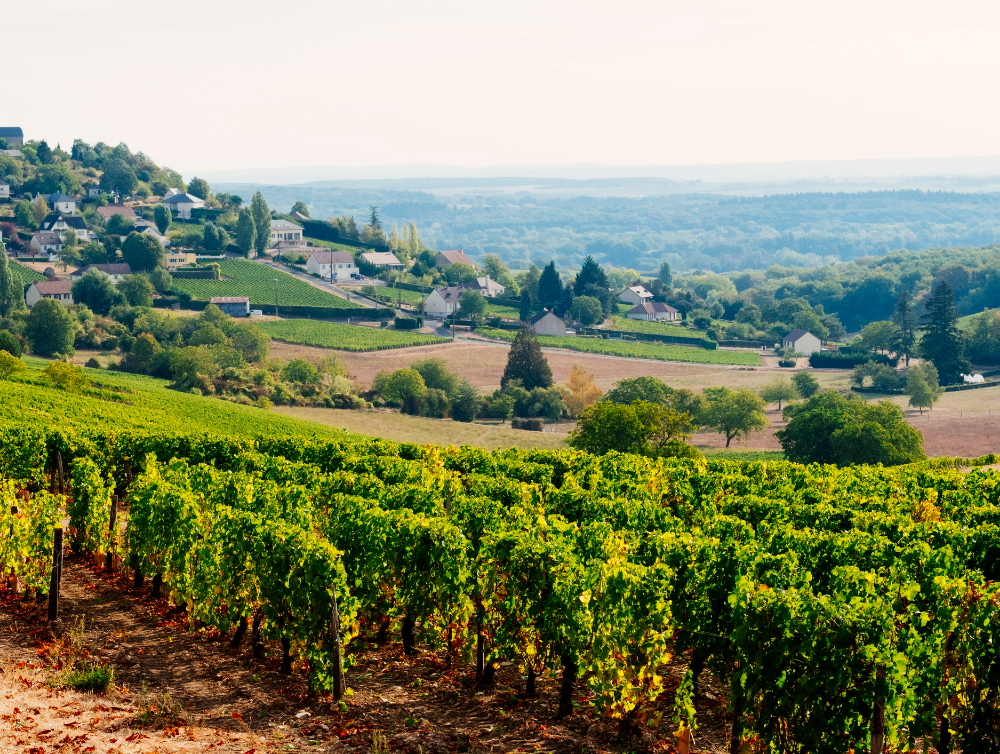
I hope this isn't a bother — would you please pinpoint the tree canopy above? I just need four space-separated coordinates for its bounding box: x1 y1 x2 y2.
121 232 163 272
569 400 698 459
501 325 553 390
919 281 970 385
25 298 76 356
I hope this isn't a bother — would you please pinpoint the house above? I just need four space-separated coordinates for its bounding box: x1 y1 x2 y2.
163 192 205 219
360 251 404 269
530 309 566 336
423 286 466 318
87 187 102 197
210 296 250 317
0 181 9 199
25 279 73 307
123 225 168 247
464 276 506 298
304 251 358 281
0 127 24 149
30 231 63 256
291 211 309 222
162 187 181 200
164 251 196 270
97 205 138 223
41 213 91 243
70 263 132 283
782 329 822 355
270 219 304 244
626 301 679 322
618 285 653 306
47 192 77 215
434 249 476 268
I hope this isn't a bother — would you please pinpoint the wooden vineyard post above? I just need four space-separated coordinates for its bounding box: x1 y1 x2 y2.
678 727 691 754
47 527 64 624
105 495 118 572
7 505 19 595
56 451 64 495
329 586 344 700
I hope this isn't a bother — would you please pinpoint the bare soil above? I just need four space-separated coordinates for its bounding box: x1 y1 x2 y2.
0 556 735 754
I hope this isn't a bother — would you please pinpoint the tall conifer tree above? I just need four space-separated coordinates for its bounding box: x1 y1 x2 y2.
892 289 917 365
0 239 25 316
235 208 256 258
537 261 562 310
501 325 553 390
919 281 970 384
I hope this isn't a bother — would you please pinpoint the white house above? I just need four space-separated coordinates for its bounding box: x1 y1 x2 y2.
963 374 986 384
122 225 169 247
162 192 205 219
163 188 181 199
463 276 506 298
41 213 92 243
360 251 404 269
270 219 304 245
87 187 102 197
782 329 822 355
26 279 73 307
618 285 653 306
423 286 465 318
305 251 358 281
70 263 132 284
47 192 77 215
626 301 679 322
0 181 9 199
530 309 566 336
30 231 63 256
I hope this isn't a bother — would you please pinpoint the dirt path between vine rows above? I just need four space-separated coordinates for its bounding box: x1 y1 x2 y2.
0 554 736 754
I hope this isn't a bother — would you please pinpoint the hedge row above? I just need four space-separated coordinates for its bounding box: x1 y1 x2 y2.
809 352 899 369
153 297 395 320
577 327 718 350
299 219 387 251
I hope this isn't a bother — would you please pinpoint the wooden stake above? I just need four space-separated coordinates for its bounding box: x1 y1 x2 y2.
7 505 19 595
47 528 63 623
329 587 344 700
105 495 118 571
56 452 64 495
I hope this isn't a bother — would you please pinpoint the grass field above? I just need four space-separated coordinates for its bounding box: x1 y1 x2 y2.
258 319 451 351
473 328 762 366
609 315 708 338
5 358 345 438
485 300 522 318
170 259 363 308
362 286 426 305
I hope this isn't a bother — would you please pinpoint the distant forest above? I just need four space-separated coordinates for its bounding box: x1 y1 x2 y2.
213 184 1000 274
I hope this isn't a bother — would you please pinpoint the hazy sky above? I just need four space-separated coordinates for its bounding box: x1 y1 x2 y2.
10 0 1000 176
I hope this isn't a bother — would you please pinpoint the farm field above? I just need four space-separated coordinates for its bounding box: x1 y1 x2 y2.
608 315 708 338
473 327 762 366
170 259 363 308
258 319 450 351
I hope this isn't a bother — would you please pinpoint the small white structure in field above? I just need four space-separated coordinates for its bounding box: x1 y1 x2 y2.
963 373 985 384
782 329 822 355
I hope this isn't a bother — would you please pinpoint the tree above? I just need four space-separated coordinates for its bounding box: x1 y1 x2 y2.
203 221 225 250
71 270 125 315
121 232 163 272
759 377 800 410
450 380 481 422
565 364 602 416
99 158 138 197
537 262 562 310
776 391 924 466
388 224 400 252
42 361 88 392
148 266 172 293
250 191 270 256
153 204 171 235
0 240 25 316
58 243 81 272
891 289 917 365
0 330 23 357
106 213 135 236
519 288 533 322
501 325 553 390
445 262 476 285
369 205 381 231
187 177 210 200
702 387 769 447
411 358 460 397
282 359 319 384
575 255 608 291
482 254 519 295
0 350 24 380
793 310 830 341
858 320 898 354
35 140 53 164
658 261 672 288
919 281 970 385
290 201 309 218
569 400 697 458
235 208 256 257
25 298 75 356
33 197 50 226
458 289 487 321
569 295 603 325
123 333 160 374
605 376 673 406
117 274 154 307
80 241 109 265
408 222 419 257
14 200 35 228
904 361 943 415
791 371 820 399
383 369 426 414
230 322 270 363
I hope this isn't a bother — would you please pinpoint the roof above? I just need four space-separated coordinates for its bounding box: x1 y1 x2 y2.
47 192 74 203
625 285 652 296
210 296 250 304
33 231 62 244
531 309 563 325
33 279 72 295
73 263 132 276
306 251 355 265
628 302 678 315
467 276 505 294
163 193 204 204
361 252 402 266
435 249 475 266
0 127 23 138
42 213 86 230
784 329 814 342
271 219 302 230
97 206 137 221
430 285 467 301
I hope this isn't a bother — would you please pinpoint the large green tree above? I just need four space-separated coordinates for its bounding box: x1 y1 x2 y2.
537 261 562 310
250 190 270 256
117 274 154 307
71 270 125 315
569 400 697 458
187 177 210 200
153 204 171 235
702 387 769 447
235 208 256 257
0 240 25 316
25 298 76 356
658 261 672 288
904 361 943 415
891 289 917 365
121 232 163 272
604 376 673 406
575 255 608 291
99 158 138 196
458 289 487 321
759 377 800 410
919 281 970 384
519 288 533 322
501 324 553 390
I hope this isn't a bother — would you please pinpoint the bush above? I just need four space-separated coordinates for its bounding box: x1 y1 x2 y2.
778 359 796 367
394 316 423 330
511 418 544 431
809 352 898 369
85 357 101 369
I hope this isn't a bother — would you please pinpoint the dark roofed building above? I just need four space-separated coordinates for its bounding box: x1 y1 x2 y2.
530 309 566 336
0 127 24 148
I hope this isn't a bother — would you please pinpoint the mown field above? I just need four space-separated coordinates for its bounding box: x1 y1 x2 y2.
258 319 451 351
609 315 708 338
170 259 363 308
473 327 762 366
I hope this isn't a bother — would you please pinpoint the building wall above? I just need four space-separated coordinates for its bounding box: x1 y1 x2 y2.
215 302 250 317
423 291 458 318
786 332 822 354
618 289 650 306
532 313 566 336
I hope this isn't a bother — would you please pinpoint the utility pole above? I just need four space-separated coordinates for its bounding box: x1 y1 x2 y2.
273 278 279 317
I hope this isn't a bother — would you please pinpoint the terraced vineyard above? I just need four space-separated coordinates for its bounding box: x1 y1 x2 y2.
474 327 762 365
258 319 450 351
13 260 46 283
170 260 363 308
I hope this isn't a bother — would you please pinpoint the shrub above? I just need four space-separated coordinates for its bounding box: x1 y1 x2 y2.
394 316 422 330
511 418 544 431
778 359 796 367
85 357 101 369
62 664 114 693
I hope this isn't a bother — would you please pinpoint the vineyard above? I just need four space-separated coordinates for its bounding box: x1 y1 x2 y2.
258 319 450 351
3 421 1000 751
609 316 710 339
13 260 46 283
473 328 762 366
170 260 363 309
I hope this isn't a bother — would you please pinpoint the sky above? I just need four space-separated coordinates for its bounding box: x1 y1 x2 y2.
9 0 1000 178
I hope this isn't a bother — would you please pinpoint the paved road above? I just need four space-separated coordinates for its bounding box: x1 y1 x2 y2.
252 258 379 308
